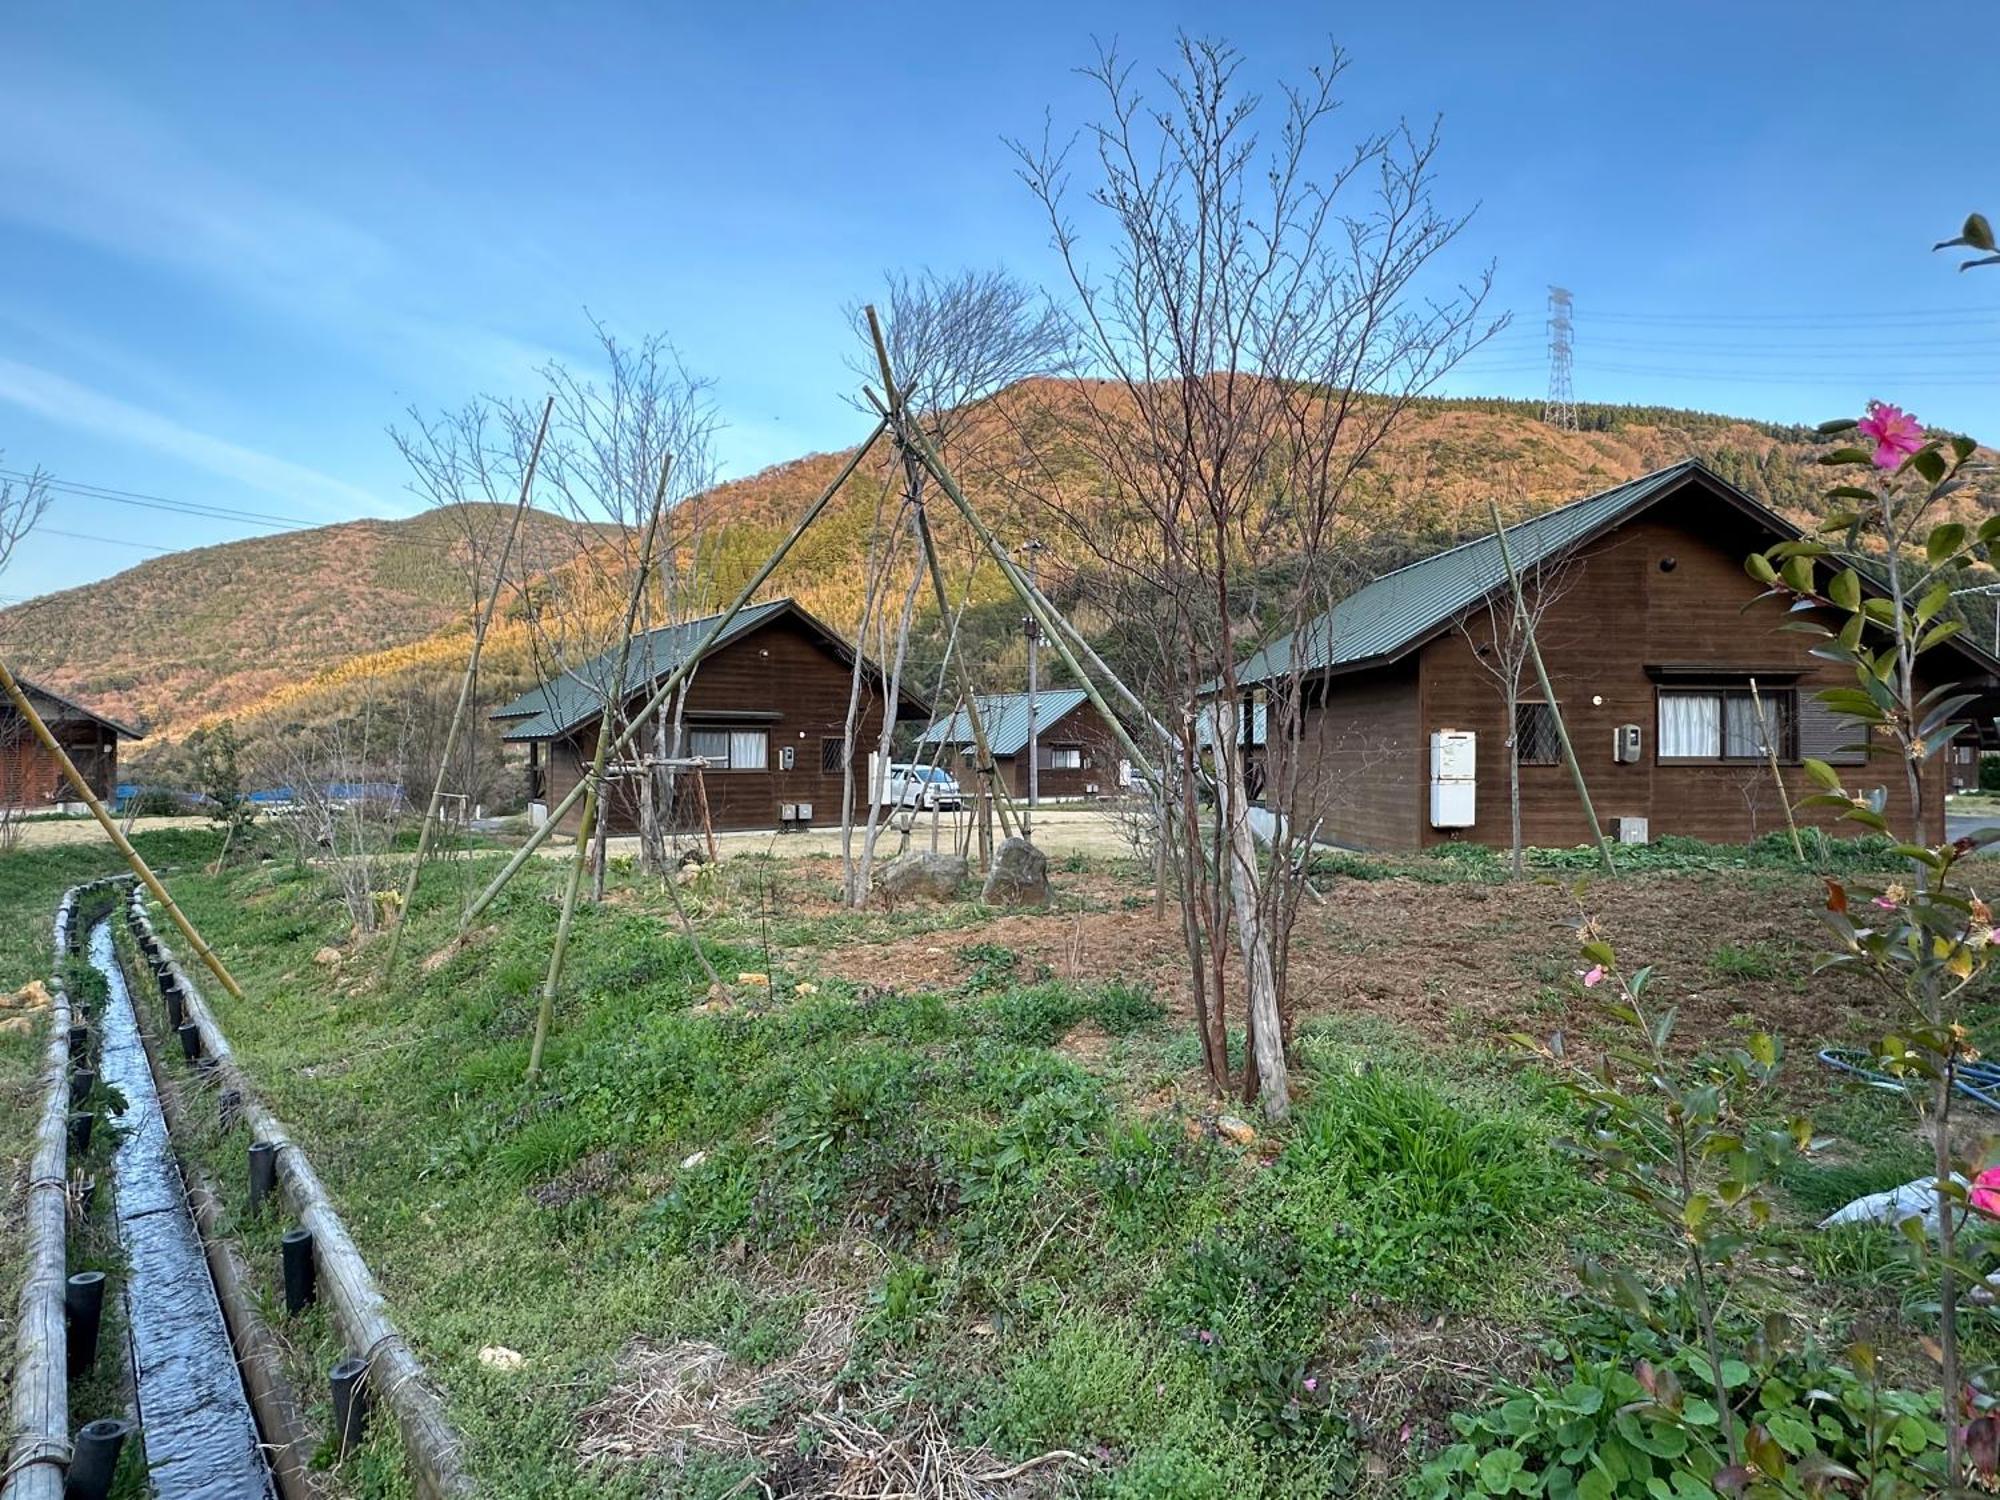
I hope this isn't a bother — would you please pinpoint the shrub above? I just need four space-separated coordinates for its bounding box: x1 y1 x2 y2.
1092 980 1165 1036
1267 1069 1555 1297
991 981 1087 1045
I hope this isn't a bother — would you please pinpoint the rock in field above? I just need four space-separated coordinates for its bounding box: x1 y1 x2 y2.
878 852 970 903
981 837 1050 908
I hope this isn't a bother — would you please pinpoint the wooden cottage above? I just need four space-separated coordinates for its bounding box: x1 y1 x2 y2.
915 689 1123 801
1228 461 2000 851
490 598 926 836
1 678 141 811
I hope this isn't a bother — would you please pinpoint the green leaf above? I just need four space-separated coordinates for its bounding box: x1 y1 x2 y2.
1818 447 1872 466
1744 553 1777 585
1803 757 1842 791
1927 521 1968 563
1913 446 1948 484
1827 567 1861 611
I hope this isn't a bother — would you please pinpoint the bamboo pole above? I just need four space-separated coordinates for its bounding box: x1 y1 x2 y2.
911 496 1019 840
384 396 554 980
899 424 1163 788
1749 675 1807 863
861 307 1020 842
527 458 672 1080
454 419 889 931
0 660 247 999
130 904 474 1500
1488 499 1616 877
693 768 718 864
0 890 81 1500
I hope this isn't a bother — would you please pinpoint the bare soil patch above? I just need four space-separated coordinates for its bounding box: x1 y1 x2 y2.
813 870 1883 1069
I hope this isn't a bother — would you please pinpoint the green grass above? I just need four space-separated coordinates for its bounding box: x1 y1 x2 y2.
118 844 1617 1497
18 831 1981 1497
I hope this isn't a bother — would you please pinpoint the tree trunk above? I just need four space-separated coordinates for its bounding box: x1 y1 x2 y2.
1217 713 1289 1120
1507 680 1523 880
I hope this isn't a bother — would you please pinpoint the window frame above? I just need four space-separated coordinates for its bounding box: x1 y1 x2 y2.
1048 744 1084 771
688 726 771 772
1513 701 1562 767
1655 686 1799 765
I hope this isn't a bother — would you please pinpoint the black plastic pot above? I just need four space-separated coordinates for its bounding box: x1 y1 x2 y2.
65 1271 107 1378
63 1416 132 1500
67 1111 95 1154
330 1357 370 1456
282 1228 317 1314
70 1067 95 1103
176 1021 201 1064
68 1023 88 1054
248 1141 277 1215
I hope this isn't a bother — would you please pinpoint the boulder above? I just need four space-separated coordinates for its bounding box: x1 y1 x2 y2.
981 837 1051 908
877 852 969 903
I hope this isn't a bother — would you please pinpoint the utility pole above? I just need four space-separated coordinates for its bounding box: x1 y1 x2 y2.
1022 538 1045 837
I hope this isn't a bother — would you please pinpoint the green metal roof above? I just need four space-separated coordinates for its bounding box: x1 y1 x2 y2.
491 598 795 742
916 689 1090 757
1231 461 1715 686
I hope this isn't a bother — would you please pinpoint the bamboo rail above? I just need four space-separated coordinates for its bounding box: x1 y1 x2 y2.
0 887 86 1500
127 901 475 1498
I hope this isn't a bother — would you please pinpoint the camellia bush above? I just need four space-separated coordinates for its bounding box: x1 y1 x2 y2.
1745 399 2000 1489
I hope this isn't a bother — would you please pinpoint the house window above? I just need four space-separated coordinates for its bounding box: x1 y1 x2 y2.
1657 688 1796 762
689 728 769 770
821 737 847 774
1514 703 1561 766
1049 745 1083 771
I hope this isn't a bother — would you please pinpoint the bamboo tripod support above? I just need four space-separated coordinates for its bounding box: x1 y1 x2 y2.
0 659 248 999
456 418 890 931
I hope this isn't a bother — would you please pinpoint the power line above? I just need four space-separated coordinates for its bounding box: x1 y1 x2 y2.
36 527 176 553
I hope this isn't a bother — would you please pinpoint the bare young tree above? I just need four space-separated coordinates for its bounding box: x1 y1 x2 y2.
1455 538 1577 878
1011 36 1499 1117
525 324 720 898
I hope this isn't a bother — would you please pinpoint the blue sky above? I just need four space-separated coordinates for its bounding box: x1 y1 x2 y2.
4 1 1995 600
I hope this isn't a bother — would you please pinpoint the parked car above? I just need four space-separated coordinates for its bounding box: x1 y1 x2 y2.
882 763 962 811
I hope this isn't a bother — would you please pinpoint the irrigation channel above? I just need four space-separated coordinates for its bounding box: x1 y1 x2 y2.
86 911 275 1498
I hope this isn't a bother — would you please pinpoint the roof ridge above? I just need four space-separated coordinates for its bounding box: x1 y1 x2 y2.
1358 459 1701 591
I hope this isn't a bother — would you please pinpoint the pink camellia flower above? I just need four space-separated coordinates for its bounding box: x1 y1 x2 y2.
1972 1166 2000 1218
1873 896 1899 911
1579 964 1606 988
1857 401 1925 469
1303 1376 1319 1393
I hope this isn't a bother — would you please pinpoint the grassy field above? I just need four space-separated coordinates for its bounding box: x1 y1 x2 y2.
6 831 1993 1497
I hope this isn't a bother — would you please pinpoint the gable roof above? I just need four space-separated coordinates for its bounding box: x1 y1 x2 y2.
491 598 922 743
1230 459 2000 689
916 689 1091 757
8 677 144 739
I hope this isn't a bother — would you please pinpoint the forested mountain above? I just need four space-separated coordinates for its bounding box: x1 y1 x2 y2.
6 389 1981 785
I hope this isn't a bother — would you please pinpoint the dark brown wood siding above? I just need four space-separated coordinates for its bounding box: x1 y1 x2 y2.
1005 701 1123 800
537 612 901 835
1283 662 1422 850
0 716 118 808
1403 496 1943 849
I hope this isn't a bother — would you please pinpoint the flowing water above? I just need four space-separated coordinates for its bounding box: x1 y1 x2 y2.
89 916 276 1499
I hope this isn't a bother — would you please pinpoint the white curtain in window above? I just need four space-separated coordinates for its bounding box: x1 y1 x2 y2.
689 729 730 765
1723 696 1778 759
729 730 768 770
1658 692 1719 758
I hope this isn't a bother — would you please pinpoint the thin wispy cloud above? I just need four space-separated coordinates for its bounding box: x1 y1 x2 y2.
0 358 382 518
0 60 558 393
